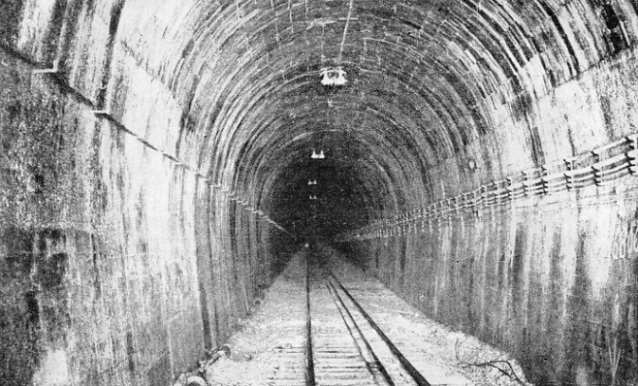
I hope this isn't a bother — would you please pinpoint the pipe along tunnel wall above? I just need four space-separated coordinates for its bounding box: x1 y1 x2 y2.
1 0 638 385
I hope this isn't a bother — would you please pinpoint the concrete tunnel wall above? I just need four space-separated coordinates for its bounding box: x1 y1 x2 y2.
0 0 637 385
0 1 297 384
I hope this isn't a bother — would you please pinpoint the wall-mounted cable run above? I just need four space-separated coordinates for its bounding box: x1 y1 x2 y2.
341 134 638 241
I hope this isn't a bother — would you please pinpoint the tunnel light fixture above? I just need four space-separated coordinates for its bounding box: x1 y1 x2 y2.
309 195 318 200
320 67 347 86
307 180 318 185
311 149 325 159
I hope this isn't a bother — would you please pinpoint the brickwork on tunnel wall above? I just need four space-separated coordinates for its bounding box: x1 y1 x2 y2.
335 3 638 384
411 47 638 205
8 0 638 385
344 49 638 386
0 3 290 385
356 183 638 385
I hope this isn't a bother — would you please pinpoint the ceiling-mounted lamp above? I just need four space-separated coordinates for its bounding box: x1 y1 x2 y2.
311 149 325 159
320 67 347 86
307 180 318 185
309 195 318 200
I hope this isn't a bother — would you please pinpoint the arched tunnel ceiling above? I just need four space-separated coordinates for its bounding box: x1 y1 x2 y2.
115 0 632 235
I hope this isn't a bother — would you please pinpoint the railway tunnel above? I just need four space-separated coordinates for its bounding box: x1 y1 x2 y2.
1 0 638 385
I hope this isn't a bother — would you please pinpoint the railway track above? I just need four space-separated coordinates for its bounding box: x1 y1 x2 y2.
266 254 432 386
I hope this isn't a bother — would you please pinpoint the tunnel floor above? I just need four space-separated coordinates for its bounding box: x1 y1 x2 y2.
195 246 532 386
